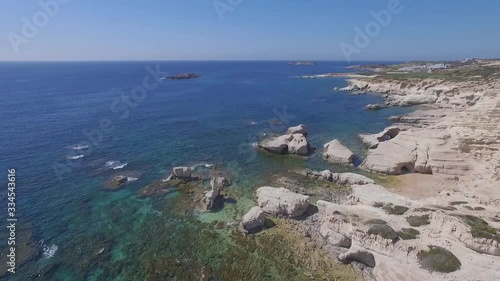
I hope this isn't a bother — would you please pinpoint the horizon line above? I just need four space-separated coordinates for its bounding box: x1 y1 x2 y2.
1 58 495 63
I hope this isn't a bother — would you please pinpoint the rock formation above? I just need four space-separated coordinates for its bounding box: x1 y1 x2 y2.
323 139 355 165
172 166 192 178
297 169 375 186
258 125 314 156
204 176 229 210
256 186 310 217
286 124 308 136
240 206 266 233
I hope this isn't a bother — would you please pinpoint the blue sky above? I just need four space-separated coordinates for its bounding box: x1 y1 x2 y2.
1 0 499 61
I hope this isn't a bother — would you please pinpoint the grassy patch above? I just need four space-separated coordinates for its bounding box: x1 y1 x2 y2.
434 205 457 211
383 205 409 215
463 205 473 210
372 202 384 208
406 215 431 227
414 207 434 212
461 215 500 243
367 224 399 242
397 228 420 240
474 207 485 211
366 219 387 225
449 201 468 206
417 246 461 273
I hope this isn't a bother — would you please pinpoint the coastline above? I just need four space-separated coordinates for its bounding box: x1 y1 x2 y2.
289 63 500 280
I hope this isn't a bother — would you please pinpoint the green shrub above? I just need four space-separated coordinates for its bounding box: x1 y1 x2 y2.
474 206 485 211
463 205 473 210
414 207 434 212
372 202 384 208
406 215 430 227
434 205 457 211
449 201 468 206
397 228 420 240
383 205 409 215
366 219 387 225
461 215 500 242
368 224 399 242
417 246 461 273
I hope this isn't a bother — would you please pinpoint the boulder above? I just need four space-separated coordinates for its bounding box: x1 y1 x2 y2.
359 127 400 149
333 172 375 185
241 206 266 233
258 134 312 156
287 134 310 155
365 103 387 110
323 139 355 164
204 176 228 210
173 166 192 178
210 176 229 190
299 170 374 185
286 124 308 136
256 186 310 217
111 175 128 185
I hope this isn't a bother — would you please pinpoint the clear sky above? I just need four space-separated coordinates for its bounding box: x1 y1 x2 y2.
1 0 499 61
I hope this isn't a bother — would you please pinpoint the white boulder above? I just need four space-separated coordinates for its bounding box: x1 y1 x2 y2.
241 206 266 233
256 186 310 217
173 166 192 178
323 139 355 164
286 124 308 135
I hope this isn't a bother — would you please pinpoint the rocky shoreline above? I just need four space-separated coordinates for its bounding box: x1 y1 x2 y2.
99 62 500 281
243 63 500 281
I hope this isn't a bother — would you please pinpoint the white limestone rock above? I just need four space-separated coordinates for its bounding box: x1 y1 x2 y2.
173 166 192 178
241 206 266 233
286 124 308 136
323 139 355 165
256 186 309 217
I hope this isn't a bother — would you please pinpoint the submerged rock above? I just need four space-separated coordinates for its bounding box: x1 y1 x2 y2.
111 175 128 185
323 139 355 165
240 206 266 233
286 124 308 136
256 186 310 217
173 166 192 178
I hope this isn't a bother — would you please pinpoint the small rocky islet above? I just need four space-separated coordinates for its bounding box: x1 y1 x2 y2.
163 73 201 80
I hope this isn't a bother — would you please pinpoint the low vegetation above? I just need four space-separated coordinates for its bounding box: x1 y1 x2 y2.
383 205 409 215
434 205 457 211
366 219 387 225
406 215 431 227
414 207 434 212
449 201 468 206
367 224 399 242
417 246 461 273
397 228 420 240
461 215 500 243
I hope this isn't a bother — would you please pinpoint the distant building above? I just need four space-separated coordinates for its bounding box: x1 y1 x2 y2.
397 63 447 73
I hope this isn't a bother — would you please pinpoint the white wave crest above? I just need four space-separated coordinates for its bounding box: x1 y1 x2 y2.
67 154 84 160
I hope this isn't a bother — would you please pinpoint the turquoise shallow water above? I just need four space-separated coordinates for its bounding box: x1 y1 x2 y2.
0 61 412 280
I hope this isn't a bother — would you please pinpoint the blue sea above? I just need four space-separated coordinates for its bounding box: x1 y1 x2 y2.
0 61 412 280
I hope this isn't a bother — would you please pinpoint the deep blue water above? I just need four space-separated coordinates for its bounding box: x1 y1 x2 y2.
0 61 412 280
